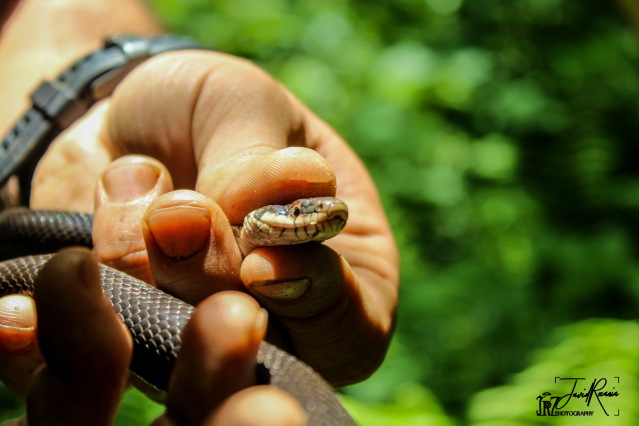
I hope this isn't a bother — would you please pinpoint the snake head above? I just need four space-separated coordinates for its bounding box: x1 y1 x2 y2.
240 197 348 251
279 197 348 237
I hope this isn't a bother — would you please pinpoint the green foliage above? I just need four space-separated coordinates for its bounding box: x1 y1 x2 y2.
469 320 639 425
0 384 21 423
114 388 164 426
341 386 454 426
4 0 639 424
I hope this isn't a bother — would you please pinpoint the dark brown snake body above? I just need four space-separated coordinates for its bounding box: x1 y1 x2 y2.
0 203 355 425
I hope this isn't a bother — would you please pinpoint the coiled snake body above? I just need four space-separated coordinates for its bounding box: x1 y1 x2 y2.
0 197 355 425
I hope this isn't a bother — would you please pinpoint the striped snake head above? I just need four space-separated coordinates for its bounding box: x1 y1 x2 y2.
237 197 348 255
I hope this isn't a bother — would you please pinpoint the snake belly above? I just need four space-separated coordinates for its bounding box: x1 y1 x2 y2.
0 205 355 425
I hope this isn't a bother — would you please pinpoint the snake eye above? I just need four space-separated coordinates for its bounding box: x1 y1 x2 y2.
291 203 302 218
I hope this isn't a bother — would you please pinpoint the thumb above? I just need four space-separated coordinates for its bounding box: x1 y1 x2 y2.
0 294 41 399
240 244 386 387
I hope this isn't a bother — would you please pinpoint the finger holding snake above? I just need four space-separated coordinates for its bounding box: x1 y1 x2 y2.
1 248 306 426
0 1 395 423
5 45 398 387
101 53 398 385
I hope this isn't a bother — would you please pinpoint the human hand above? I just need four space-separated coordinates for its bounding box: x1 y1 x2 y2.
20 48 399 386
0 248 307 426
0 0 397 407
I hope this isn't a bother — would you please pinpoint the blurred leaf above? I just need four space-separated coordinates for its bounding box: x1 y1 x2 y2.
342 383 455 426
0 382 23 423
114 387 164 426
469 320 639 425
369 41 438 106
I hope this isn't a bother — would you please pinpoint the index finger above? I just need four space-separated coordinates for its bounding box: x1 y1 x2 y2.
105 51 399 383
107 52 337 222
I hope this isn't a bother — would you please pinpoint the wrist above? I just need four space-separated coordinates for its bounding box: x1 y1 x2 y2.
0 35 204 203
0 0 163 134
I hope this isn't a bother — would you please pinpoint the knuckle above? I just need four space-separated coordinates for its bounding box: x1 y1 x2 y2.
205 55 284 102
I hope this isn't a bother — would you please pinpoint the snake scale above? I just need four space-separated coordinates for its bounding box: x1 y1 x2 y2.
0 198 355 425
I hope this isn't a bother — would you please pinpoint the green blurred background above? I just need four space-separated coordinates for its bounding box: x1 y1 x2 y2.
3 0 639 424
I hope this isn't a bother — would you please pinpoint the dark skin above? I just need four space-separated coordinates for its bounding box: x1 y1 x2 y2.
0 0 399 424
1 248 307 426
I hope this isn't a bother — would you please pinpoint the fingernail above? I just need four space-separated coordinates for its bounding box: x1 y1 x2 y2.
233 302 268 344
253 308 268 334
0 295 37 353
0 295 36 329
145 206 211 260
249 278 310 301
102 161 160 202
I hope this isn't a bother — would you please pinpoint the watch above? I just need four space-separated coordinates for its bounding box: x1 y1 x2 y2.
0 34 203 204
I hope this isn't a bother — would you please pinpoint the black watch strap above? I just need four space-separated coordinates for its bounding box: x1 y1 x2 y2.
0 34 203 204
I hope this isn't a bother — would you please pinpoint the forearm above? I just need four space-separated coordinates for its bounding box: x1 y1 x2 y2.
0 0 163 134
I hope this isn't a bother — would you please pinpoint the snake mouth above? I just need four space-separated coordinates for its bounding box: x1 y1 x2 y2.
300 199 348 240
323 204 348 227
240 197 348 248
296 198 348 229
257 198 348 229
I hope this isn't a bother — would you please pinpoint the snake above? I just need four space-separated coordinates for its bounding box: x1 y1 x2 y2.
0 197 355 425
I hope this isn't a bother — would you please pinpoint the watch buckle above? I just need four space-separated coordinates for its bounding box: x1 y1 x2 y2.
91 35 153 101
